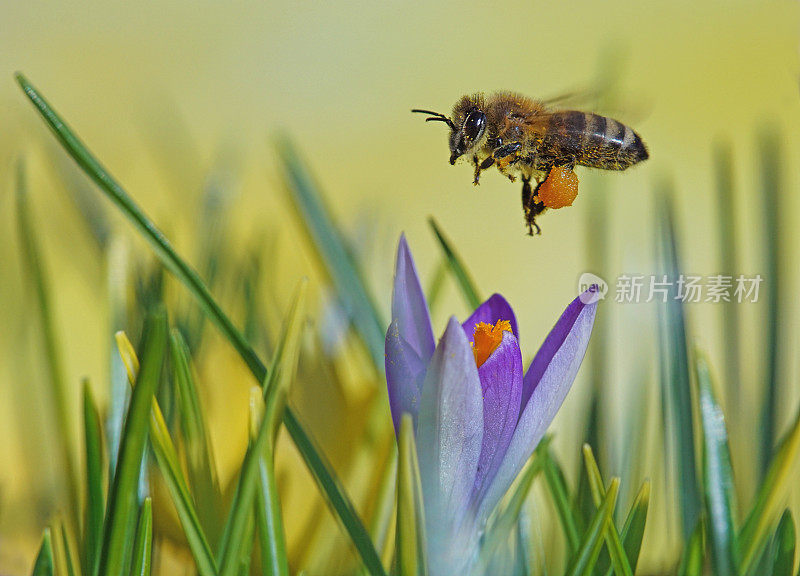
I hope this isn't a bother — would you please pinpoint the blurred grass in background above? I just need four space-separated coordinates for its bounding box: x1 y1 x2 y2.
1 0 799 574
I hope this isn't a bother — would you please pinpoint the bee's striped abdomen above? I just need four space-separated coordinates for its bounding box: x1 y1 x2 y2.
543 111 648 171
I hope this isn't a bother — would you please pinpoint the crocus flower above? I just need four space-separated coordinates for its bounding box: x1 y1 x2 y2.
385 235 598 573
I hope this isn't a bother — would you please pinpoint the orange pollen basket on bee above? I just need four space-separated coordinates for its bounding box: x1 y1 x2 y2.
472 320 512 367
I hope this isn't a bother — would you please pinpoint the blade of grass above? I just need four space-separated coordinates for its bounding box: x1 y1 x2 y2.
740 401 800 573
82 380 105 576
425 256 448 316
32 529 55 576
61 522 80 576
696 352 739 576
250 387 290 576
275 136 385 370
117 330 218 576
712 141 741 415
397 414 428 576
255 447 289 576
218 281 305 576
428 217 482 311
656 189 702 541
129 498 152 576
52 520 79 576
15 160 81 539
581 445 632 576
576 398 601 533
757 128 784 480
679 519 706 576
15 73 386 576
603 480 650 576
150 400 218 576
14 72 261 382
768 510 795 576
542 445 580 554
115 332 139 384
235 516 256 576
566 478 620 576
170 329 223 543
367 449 398 568
98 311 167 576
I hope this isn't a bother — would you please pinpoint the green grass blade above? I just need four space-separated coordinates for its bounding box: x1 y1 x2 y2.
32 529 55 576
603 480 650 576
366 449 398 567
169 329 223 543
219 282 306 576
275 136 385 370
757 128 784 479
424 257 448 316
566 478 620 576
768 510 796 576
14 72 262 382
712 141 741 414
235 516 256 576
581 445 632 576
98 311 167 576
696 352 739 576
679 519 706 576
428 217 482 311
542 446 580 553
255 447 289 576
129 498 152 576
52 520 78 576
740 402 800 573
656 189 702 541
397 414 428 576
15 160 81 537
83 380 105 576
150 400 218 576
15 73 385 576
61 523 80 576
250 381 290 576
117 333 216 574
576 398 601 531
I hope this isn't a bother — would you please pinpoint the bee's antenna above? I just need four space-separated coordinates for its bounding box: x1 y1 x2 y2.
411 108 457 130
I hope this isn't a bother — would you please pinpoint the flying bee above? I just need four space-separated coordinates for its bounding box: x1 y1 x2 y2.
413 92 648 235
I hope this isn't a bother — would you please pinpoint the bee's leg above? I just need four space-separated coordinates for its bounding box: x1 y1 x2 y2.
522 175 548 235
529 200 546 236
521 176 543 236
473 155 494 185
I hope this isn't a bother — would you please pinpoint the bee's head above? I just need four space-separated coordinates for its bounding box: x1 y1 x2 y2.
412 93 487 165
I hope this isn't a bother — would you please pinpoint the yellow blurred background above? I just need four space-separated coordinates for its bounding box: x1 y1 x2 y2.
1 0 799 573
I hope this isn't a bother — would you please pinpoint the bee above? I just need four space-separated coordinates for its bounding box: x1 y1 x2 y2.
413 92 648 235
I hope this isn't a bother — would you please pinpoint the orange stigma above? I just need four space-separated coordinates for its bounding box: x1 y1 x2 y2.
472 320 512 367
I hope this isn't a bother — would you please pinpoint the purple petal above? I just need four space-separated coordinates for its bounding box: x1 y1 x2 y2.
392 234 435 364
477 293 597 523
521 290 593 407
462 293 519 340
470 330 523 507
385 319 427 434
417 316 484 530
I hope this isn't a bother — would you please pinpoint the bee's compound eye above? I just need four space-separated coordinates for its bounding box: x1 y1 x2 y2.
463 111 486 142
